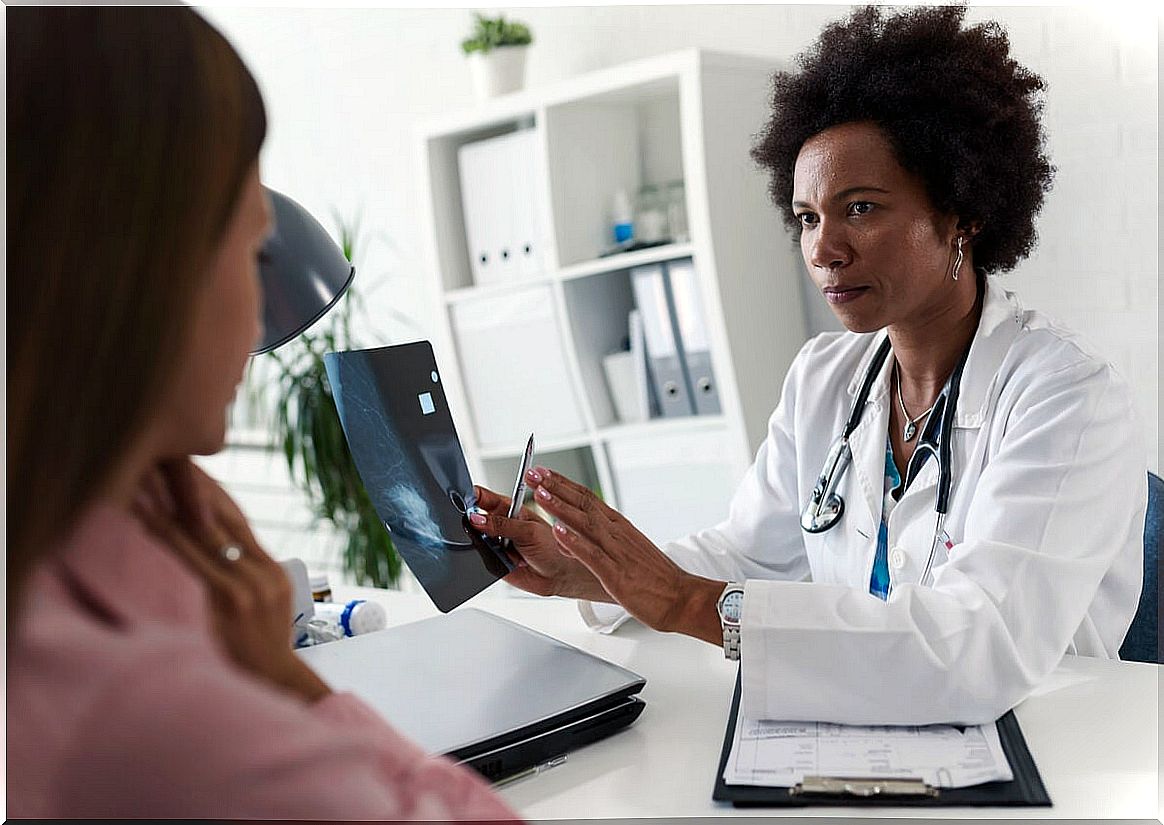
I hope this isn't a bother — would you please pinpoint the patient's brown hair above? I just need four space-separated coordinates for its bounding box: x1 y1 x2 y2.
7 7 267 615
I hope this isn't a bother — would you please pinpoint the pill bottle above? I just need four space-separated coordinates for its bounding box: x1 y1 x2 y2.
309 572 332 603
311 599 387 639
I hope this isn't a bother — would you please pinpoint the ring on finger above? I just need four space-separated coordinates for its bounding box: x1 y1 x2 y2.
220 543 244 563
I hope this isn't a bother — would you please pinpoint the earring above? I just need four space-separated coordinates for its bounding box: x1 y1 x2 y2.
951 236 965 281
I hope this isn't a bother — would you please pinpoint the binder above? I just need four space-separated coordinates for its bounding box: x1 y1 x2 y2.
665 258 721 415
712 674 1051 808
458 129 545 286
631 263 695 417
508 129 546 280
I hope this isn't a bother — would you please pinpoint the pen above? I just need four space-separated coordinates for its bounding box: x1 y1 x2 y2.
492 754 567 788
503 433 536 551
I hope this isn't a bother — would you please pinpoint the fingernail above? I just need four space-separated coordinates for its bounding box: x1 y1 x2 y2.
536 486 552 502
526 468 542 483
553 522 568 536
469 512 486 526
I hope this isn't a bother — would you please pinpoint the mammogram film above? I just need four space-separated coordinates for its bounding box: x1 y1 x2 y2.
324 342 513 611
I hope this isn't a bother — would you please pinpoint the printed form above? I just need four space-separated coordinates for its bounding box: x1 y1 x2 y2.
723 715 1014 789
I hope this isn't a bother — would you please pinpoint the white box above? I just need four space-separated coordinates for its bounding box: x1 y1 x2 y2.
602 350 648 424
450 286 586 450
605 428 739 545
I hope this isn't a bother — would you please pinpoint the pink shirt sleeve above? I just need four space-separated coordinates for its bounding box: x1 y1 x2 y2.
55 636 520 821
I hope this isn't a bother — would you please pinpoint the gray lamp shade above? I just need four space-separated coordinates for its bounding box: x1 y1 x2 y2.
252 187 356 355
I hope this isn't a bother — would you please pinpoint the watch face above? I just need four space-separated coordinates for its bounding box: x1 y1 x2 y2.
721 589 744 623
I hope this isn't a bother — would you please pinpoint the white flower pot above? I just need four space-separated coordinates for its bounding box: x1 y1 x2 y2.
467 45 528 100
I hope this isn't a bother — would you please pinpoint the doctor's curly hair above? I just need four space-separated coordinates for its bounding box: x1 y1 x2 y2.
752 5 1054 275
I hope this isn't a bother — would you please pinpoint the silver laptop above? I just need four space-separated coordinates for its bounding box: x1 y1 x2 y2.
296 608 646 782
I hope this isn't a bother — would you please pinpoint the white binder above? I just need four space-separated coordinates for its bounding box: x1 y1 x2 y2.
666 258 721 415
459 135 508 285
631 264 695 418
458 129 545 287
507 129 546 279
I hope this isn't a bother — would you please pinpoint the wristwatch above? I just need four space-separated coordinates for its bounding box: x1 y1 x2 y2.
715 582 745 661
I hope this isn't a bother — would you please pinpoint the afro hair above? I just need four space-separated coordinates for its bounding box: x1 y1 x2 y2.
752 5 1055 274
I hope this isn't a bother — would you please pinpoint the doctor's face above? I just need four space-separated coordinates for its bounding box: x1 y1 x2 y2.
792 121 961 334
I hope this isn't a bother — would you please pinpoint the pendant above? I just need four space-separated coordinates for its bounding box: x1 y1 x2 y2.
903 421 917 441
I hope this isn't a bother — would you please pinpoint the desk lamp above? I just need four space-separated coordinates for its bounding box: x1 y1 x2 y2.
252 187 355 632
252 187 355 355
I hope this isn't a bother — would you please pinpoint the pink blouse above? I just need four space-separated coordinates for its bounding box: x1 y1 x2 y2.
6 504 520 820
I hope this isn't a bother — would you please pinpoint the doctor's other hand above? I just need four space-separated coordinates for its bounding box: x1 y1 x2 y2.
528 467 723 641
472 484 612 603
133 459 332 704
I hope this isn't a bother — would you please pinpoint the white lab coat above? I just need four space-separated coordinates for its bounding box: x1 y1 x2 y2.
582 277 1146 725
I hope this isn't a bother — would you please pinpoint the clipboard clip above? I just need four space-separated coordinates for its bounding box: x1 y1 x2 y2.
790 776 940 799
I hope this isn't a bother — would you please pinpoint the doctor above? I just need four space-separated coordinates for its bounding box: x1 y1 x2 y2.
472 5 1146 726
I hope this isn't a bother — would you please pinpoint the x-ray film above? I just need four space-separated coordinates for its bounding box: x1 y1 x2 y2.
324 342 514 612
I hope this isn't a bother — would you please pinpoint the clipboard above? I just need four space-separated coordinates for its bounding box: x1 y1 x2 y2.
712 674 1051 807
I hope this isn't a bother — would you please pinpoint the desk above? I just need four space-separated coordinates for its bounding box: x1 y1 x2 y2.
333 586 1159 821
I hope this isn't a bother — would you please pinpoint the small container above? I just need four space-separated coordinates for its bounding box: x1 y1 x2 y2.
309 573 332 603
311 599 387 639
665 180 689 243
635 184 668 244
611 189 634 244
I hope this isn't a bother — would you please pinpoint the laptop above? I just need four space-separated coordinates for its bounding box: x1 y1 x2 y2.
296 608 646 782
323 341 514 612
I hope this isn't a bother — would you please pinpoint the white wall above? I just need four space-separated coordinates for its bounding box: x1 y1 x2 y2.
199 3 1159 578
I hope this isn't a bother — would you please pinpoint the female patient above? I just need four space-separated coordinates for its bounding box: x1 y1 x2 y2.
7 8 516 819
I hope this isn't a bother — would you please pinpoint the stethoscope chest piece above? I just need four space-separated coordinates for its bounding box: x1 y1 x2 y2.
800 434 854 534
801 489 844 533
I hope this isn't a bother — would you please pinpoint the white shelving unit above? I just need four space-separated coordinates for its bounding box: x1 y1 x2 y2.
417 49 808 545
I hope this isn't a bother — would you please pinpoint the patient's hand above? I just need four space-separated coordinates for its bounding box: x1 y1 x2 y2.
133 458 332 703
472 484 612 604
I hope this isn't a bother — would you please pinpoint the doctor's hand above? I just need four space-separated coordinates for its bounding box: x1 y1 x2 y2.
527 467 725 643
133 458 332 704
471 484 612 603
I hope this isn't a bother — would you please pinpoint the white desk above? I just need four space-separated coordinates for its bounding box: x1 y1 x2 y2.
333 586 1159 821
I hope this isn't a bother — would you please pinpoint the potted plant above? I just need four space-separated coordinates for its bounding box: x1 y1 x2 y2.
461 12 533 100
258 217 403 588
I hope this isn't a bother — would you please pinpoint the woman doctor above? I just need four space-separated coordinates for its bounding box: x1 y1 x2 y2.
472 5 1146 726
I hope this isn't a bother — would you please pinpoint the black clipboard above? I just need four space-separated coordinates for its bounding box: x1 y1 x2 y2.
713 674 1051 807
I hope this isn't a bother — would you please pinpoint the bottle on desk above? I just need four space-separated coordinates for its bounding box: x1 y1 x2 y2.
304 599 387 645
309 572 333 603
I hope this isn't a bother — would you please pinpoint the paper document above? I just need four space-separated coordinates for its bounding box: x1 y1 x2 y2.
723 714 1014 789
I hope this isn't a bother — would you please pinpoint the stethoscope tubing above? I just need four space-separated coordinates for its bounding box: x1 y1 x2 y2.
800 333 973 572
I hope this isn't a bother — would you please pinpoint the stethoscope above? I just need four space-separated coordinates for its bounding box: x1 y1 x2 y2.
800 335 971 586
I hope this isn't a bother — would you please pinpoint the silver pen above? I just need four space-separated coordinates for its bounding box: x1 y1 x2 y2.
492 754 567 788
503 433 536 551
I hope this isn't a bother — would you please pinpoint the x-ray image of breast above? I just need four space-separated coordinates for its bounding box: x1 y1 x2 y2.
324 342 513 612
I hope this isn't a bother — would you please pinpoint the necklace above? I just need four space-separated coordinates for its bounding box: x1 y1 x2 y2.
894 361 938 442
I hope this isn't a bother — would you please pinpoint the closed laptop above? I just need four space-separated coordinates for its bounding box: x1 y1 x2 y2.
296 608 646 781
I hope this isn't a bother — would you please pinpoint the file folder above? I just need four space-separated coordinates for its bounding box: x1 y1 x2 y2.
712 674 1051 808
631 263 695 417
665 258 721 415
